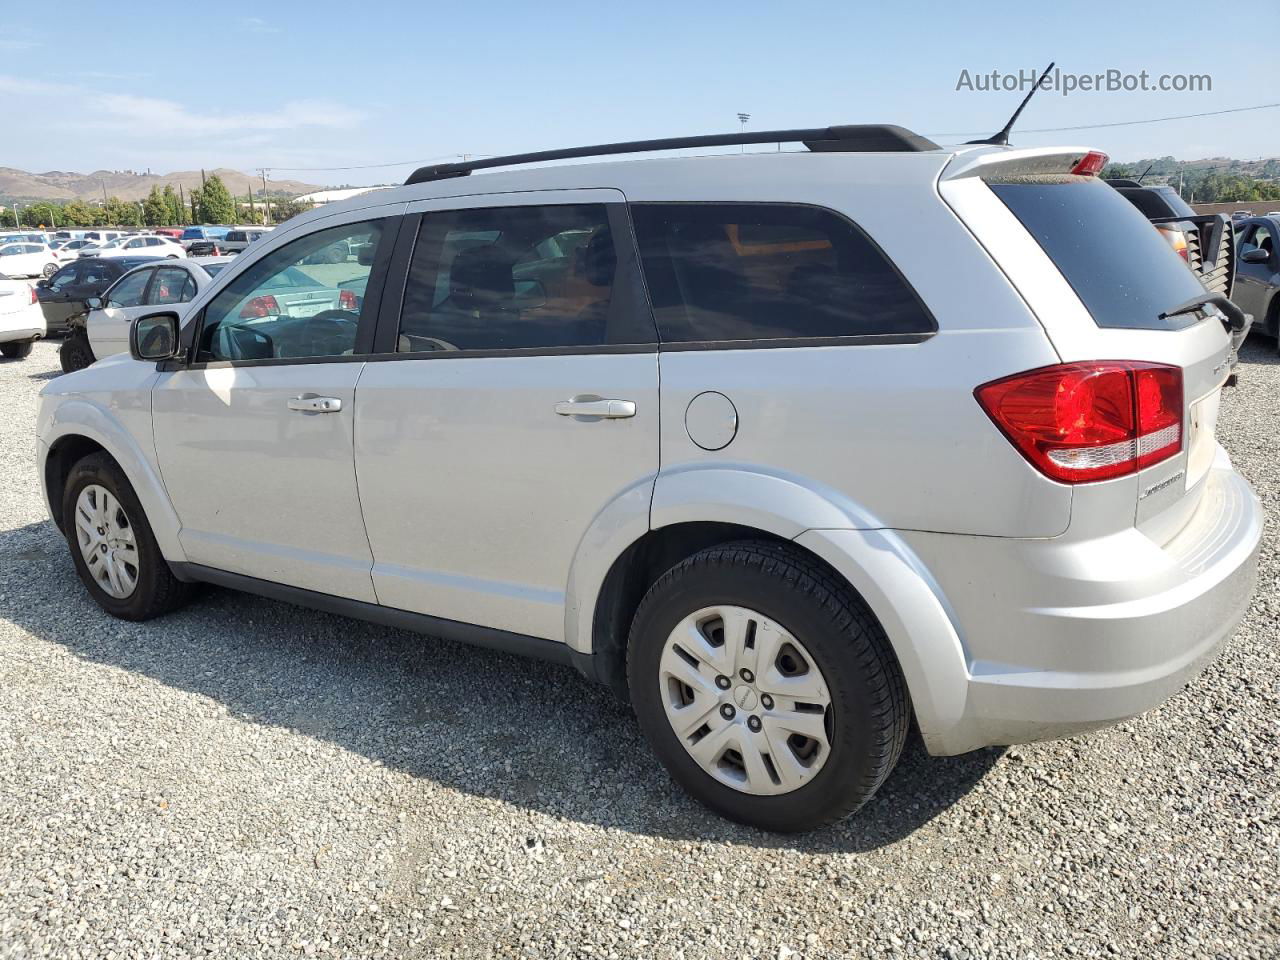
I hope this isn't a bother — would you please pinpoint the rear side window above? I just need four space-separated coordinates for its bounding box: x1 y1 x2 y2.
629 203 934 344
991 179 1207 330
397 204 646 352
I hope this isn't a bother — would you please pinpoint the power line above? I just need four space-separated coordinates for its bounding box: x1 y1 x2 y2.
265 101 1280 174
926 101 1280 138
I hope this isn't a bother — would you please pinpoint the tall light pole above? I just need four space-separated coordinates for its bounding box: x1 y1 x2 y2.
736 112 750 153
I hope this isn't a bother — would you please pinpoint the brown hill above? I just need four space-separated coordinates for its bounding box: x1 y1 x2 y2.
0 167 326 202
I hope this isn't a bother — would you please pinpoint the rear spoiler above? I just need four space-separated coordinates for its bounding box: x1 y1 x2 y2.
1150 214 1236 299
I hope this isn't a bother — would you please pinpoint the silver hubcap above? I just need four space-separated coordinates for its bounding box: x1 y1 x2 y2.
74 484 139 599
659 605 833 796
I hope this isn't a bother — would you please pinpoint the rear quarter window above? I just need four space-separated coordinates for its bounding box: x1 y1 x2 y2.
991 178 1207 331
629 203 934 344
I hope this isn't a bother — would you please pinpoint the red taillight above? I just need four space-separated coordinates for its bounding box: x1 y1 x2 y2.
338 289 359 312
239 294 279 318
1070 150 1108 177
29 285 37 304
975 362 1183 483
1155 225 1190 260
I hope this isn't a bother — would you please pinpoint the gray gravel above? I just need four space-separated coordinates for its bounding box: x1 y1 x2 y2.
0 337 1277 959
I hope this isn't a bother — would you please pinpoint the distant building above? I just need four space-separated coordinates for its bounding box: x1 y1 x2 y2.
292 186 392 205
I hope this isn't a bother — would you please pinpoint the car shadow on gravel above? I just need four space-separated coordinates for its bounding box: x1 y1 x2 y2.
0 518 999 853
1239 332 1280 367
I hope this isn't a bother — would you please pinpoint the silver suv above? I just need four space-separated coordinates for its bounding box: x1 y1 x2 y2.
35 125 1262 832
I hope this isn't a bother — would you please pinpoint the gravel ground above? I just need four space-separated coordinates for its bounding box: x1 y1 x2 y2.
0 338 1276 960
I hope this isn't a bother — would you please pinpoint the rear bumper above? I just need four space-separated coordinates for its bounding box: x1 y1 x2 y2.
897 446 1261 754
0 326 43 343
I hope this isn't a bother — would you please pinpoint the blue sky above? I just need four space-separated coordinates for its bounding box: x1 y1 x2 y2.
2 0 1275 186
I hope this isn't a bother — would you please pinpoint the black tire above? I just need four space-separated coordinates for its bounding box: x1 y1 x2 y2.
61 452 191 621
59 331 95 373
627 541 910 832
42 262 58 278
0 340 34 360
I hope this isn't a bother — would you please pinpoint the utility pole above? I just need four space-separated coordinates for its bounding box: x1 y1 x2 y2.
100 180 108 204
12 202 20 228
258 168 271 224
737 112 750 153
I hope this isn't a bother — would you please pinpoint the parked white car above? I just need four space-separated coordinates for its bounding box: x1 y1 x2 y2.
34 126 1263 831
78 235 186 260
0 241 62 278
59 259 228 372
0 270 45 359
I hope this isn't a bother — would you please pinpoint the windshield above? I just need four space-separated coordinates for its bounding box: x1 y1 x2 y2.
182 228 205 240
203 263 229 276
991 178 1207 331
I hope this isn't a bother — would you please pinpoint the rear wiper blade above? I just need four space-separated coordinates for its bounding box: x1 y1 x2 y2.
1159 292 1247 333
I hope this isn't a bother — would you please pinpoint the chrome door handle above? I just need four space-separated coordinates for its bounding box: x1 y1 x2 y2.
287 395 342 413
554 397 636 419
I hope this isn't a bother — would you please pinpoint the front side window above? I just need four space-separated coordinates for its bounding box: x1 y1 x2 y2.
397 204 626 352
196 219 386 362
629 203 934 343
49 264 82 291
106 269 152 308
149 267 195 305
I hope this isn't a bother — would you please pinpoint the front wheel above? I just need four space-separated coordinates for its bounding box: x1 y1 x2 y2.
59 331 94 373
0 340 34 360
627 541 910 832
61 452 191 620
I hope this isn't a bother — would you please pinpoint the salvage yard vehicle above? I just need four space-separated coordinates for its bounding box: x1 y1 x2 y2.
36 256 163 335
35 125 1262 832
1106 178 1237 300
77 235 186 259
1233 216 1280 348
0 271 45 359
0 240 61 279
59 259 221 372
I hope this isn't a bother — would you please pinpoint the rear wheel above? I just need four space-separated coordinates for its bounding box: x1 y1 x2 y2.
0 340 34 360
62 453 191 620
42 262 58 278
59 331 94 372
627 541 910 832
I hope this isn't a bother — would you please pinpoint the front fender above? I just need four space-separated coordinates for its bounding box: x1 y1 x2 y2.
40 396 186 562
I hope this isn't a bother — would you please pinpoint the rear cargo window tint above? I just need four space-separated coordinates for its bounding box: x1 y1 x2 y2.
991 179 1207 331
630 203 933 343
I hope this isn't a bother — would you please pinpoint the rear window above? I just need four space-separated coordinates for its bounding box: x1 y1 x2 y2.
629 203 933 344
991 179 1207 331
182 228 204 240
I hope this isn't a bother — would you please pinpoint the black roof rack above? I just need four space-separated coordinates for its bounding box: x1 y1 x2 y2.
404 124 939 185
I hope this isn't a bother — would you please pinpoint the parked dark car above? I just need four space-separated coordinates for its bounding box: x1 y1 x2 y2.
1234 216 1280 348
1106 179 1235 298
35 256 163 334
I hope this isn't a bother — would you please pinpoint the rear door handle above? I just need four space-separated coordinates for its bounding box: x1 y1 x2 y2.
287 395 343 413
554 397 636 419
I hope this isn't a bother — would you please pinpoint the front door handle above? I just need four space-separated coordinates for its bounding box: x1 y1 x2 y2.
287 395 343 413
554 397 636 419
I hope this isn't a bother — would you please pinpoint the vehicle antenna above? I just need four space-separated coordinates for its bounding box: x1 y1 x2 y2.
967 62 1055 146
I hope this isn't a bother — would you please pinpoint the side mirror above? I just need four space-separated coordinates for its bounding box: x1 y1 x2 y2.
85 296 103 310
1241 248 1271 264
130 311 180 362
35 278 49 288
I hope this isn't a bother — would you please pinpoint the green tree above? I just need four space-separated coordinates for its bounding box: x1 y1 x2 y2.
143 186 168 226
104 196 141 227
61 199 94 226
197 174 235 224
270 198 314 222
20 202 60 228
163 185 182 225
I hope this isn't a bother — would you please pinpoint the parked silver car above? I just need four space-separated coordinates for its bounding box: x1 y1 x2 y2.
34 126 1262 831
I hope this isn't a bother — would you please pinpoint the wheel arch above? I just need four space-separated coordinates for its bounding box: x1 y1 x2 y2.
41 410 185 562
568 466 970 750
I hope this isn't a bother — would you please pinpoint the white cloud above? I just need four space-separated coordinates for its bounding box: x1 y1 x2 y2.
87 92 361 136
239 16 280 34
